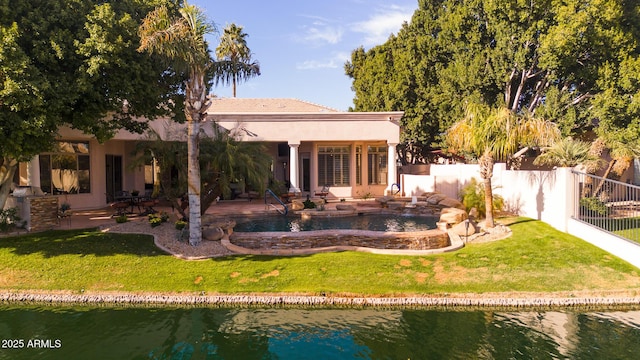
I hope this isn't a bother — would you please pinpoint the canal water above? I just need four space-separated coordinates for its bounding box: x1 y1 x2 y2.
1 306 640 359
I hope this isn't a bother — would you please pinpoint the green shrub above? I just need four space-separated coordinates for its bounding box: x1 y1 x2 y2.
0 207 21 232
460 178 504 218
115 215 128 223
148 212 169 227
357 191 373 200
303 199 316 209
580 197 609 216
150 217 163 227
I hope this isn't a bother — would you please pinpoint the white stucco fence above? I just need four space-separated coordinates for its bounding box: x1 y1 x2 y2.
401 165 640 269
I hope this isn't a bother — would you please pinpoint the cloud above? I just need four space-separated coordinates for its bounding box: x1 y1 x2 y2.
296 51 351 70
304 25 344 45
293 14 344 45
351 4 413 46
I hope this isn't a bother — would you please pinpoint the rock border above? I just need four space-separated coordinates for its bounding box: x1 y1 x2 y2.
1 290 639 310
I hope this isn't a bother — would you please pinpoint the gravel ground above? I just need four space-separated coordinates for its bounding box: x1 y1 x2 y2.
100 220 235 260
101 218 512 261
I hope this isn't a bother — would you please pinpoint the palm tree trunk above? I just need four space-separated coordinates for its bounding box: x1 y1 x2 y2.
187 117 201 246
185 71 206 246
593 159 616 199
201 181 221 215
232 75 237 97
479 151 495 228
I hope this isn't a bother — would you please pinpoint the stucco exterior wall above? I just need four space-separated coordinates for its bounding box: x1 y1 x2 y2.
15 107 402 209
214 117 400 144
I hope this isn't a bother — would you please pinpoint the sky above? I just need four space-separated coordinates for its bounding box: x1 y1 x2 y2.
191 0 418 111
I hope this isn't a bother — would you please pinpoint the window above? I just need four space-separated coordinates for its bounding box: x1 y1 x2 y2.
367 146 387 185
318 146 350 186
40 141 91 194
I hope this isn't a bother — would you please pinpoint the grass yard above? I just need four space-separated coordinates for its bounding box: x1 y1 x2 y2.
0 218 638 297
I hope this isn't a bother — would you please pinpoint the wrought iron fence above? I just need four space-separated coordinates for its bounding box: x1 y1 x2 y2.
573 170 640 244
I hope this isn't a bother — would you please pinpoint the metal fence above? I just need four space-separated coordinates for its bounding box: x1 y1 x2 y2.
573 171 640 244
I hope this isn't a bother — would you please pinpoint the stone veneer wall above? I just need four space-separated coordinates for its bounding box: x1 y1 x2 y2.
229 229 449 251
28 196 59 232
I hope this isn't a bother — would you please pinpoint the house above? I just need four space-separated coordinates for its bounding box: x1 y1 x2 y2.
11 98 403 210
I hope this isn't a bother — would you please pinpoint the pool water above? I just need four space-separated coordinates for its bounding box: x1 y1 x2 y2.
233 214 438 232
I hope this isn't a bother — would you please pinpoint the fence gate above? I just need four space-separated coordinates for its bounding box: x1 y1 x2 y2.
573 170 640 244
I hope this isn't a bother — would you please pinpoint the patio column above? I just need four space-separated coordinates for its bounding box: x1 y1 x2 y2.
386 142 398 194
289 143 300 193
27 155 44 195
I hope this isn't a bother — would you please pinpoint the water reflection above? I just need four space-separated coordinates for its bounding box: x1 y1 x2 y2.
1 306 639 359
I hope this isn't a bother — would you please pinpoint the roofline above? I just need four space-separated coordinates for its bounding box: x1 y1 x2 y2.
208 97 340 112
206 111 404 122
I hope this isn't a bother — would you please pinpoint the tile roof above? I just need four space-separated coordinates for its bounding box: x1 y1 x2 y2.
207 98 339 113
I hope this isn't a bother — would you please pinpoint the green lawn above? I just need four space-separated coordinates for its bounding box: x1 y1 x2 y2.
0 218 638 296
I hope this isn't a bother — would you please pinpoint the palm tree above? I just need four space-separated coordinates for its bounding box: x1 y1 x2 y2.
138 2 215 246
131 126 273 218
446 103 560 228
533 137 604 169
213 23 260 97
591 139 640 197
200 129 272 210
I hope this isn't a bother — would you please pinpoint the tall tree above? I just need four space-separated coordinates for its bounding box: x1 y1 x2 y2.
213 23 260 97
0 0 184 209
446 103 560 227
590 55 640 180
346 0 640 162
139 2 215 246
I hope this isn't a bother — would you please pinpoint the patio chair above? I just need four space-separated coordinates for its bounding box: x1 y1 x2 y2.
315 185 330 202
138 197 159 215
106 193 130 217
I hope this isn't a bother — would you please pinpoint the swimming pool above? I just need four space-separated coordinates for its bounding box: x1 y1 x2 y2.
233 213 438 232
225 213 452 254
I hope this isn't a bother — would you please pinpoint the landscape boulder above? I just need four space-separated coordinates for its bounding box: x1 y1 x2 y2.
387 201 406 210
438 197 465 210
289 200 305 211
439 207 468 225
375 196 393 207
203 226 224 241
451 220 477 237
335 203 356 211
426 193 447 205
